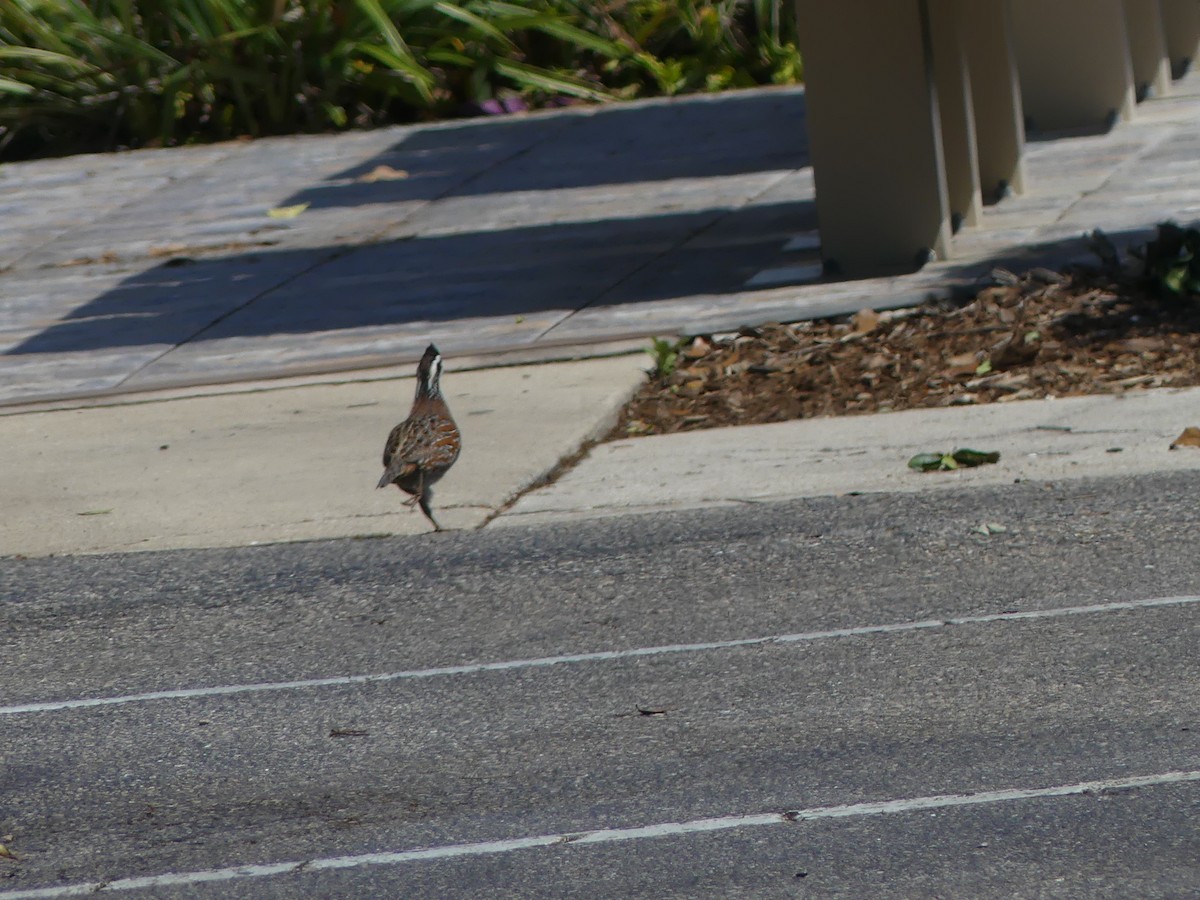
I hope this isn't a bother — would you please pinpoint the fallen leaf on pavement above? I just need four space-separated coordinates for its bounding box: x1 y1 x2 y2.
953 448 1002 467
909 452 955 472
267 202 309 219
1170 427 1200 449
908 448 1001 472
357 165 409 183
0 844 17 861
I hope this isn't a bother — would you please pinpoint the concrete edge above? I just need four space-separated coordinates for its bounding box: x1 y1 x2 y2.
476 365 647 528
0 339 652 417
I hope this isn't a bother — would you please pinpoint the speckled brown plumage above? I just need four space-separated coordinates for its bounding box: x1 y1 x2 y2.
377 344 461 531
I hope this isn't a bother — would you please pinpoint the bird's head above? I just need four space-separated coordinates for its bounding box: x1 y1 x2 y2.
416 344 443 396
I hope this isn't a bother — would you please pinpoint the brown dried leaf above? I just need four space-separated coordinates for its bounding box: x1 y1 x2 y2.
946 352 978 368
1170 427 1200 449
989 334 1040 370
851 308 881 334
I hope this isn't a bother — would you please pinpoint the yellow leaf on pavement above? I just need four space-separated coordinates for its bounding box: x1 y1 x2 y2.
266 203 310 219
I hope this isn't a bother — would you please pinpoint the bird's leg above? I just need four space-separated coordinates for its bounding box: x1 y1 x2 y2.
401 470 424 508
418 488 441 532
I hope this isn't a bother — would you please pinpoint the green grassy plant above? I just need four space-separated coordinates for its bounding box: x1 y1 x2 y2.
0 0 800 159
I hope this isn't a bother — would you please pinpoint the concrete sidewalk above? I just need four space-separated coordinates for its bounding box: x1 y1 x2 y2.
6 75 1200 557
497 387 1200 527
0 355 644 557
5 362 1198 558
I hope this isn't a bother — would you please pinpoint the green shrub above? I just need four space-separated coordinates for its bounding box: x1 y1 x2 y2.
0 1 800 159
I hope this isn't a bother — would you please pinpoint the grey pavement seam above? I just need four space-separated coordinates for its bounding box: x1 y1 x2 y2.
1047 124 1176 233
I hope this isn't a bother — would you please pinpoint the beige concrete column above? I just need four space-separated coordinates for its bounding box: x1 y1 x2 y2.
961 1 1026 199
928 0 982 230
794 0 951 275
1011 0 1137 131
1125 0 1173 98
1162 0 1200 76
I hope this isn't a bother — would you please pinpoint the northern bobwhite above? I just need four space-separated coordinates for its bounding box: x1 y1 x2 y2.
377 344 461 531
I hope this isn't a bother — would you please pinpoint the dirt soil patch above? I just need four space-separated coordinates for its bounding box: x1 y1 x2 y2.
611 265 1200 439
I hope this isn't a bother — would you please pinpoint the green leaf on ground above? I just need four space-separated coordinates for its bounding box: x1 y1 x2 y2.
908 452 956 472
908 448 1000 472
952 448 1001 466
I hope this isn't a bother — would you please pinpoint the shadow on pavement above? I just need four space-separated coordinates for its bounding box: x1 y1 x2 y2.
7 200 817 354
289 88 810 209
6 88 814 358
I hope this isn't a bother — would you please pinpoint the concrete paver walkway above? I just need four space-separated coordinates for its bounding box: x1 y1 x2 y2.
6 75 1200 409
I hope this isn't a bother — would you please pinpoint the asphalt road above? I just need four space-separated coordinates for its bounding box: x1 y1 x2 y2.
2 471 1199 898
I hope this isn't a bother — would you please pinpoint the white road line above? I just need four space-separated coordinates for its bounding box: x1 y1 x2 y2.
3 595 1197 717
3 769 1198 898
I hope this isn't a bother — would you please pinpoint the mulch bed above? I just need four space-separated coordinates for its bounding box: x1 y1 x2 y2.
610 265 1200 439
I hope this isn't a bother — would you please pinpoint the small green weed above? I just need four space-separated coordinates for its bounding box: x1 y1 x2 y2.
1136 222 1200 299
647 336 682 378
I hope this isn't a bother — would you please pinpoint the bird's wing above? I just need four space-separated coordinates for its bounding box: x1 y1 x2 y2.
396 414 461 469
378 414 460 489
381 421 409 469
420 416 462 469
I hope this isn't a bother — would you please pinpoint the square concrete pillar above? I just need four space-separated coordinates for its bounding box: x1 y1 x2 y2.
1011 0 1138 131
928 0 983 231
794 1 951 275
1125 0 1173 99
961 1 1027 199
1162 0 1200 77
